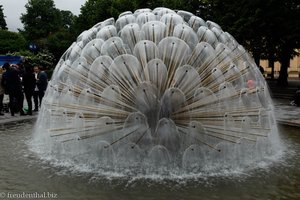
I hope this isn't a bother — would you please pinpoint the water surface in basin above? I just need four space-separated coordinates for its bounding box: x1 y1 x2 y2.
0 120 299 199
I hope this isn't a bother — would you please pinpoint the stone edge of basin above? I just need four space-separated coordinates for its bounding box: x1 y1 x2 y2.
277 119 300 128
0 115 38 125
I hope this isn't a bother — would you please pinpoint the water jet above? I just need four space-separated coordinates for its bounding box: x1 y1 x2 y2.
34 7 282 176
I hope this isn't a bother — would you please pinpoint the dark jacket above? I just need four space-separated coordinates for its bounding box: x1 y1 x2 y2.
22 72 36 94
1 68 22 95
37 71 48 91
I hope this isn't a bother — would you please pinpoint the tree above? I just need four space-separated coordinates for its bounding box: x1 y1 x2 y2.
208 0 263 65
74 0 114 34
60 10 76 29
20 1 78 62
275 0 300 86
161 0 200 12
46 10 76 61
0 5 7 30
73 0 207 35
110 0 138 19
209 0 300 86
133 0 207 12
20 0 62 46
47 29 74 60
11 50 55 70
0 30 26 54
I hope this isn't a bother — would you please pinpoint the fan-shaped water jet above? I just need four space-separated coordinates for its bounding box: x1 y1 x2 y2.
33 7 282 176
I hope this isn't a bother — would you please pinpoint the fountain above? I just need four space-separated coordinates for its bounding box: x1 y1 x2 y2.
34 7 282 176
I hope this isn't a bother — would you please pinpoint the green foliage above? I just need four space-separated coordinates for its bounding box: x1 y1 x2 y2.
43 10 76 60
20 0 62 43
11 50 55 70
46 29 74 60
110 0 138 19
209 0 300 85
161 0 189 11
74 0 114 33
0 5 7 30
20 0 77 61
33 49 56 70
17 0 299 86
0 30 26 54
134 0 204 11
60 10 76 29
73 0 209 35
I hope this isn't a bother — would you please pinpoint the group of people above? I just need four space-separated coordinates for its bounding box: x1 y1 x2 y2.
0 62 48 116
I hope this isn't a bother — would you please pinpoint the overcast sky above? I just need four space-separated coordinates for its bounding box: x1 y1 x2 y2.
1 0 87 32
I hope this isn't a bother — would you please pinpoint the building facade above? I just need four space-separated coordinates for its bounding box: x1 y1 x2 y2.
260 49 300 78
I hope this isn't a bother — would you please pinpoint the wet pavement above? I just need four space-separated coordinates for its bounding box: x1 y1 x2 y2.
273 99 300 127
269 79 300 127
0 95 38 124
0 111 38 125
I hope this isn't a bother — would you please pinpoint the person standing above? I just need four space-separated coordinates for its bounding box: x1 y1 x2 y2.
37 65 48 107
259 65 265 77
0 67 4 115
1 63 25 116
22 66 36 115
33 66 40 111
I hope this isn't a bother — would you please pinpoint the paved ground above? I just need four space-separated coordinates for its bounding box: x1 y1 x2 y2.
267 79 300 99
268 78 300 127
273 99 300 127
0 95 38 125
0 112 38 125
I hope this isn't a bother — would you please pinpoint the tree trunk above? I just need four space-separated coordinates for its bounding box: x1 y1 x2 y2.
278 52 289 86
253 50 260 67
269 54 275 80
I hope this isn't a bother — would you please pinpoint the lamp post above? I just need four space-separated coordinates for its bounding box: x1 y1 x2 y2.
29 43 38 54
